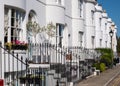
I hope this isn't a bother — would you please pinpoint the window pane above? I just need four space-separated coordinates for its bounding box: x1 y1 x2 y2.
11 9 15 17
78 32 83 42
11 18 15 26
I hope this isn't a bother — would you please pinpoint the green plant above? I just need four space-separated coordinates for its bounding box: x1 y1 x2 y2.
92 63 100 70
5 40 28 50
92 62 106 72
95 48 113 68
99 63 106 72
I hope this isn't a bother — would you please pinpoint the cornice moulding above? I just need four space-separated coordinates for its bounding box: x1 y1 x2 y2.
84 0 97 5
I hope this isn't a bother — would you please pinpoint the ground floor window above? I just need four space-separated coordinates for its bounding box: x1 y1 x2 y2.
4 7 25 43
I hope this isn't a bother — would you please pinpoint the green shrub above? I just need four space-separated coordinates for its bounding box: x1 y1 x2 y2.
100 63 106 72
92 62 106 72
95 48 113 68
92 63 100 70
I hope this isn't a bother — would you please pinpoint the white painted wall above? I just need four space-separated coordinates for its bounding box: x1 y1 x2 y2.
65 0 72 17
113 28 117 52
101 11 108 48
84 1 96 48
4 0 26 10
71 0 84 46
46 1 66 45
26 0 46 26
0 0 5 79
1 0 117 53
107 18 112 48
64 0 72 47
0 0 118 80
94 4 102 48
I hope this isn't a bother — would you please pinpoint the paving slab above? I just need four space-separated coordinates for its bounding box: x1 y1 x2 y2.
76 64 120 86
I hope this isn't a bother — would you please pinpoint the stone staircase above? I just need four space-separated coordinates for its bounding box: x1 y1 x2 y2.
47 63 72 86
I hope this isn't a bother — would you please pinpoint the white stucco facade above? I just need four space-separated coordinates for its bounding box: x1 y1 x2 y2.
0 0 117 52
84 0 96 48
0 0 118 83
94 4 102 48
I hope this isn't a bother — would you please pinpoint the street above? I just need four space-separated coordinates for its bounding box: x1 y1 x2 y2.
76 65 120 86
107 72 120 86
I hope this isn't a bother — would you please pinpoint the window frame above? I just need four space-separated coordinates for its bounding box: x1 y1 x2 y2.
56 23 64 47
78 0 83 17
78 31 83 47
4 8 24 43
91 10 94 24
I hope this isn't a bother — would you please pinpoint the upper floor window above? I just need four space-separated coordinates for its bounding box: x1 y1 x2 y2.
56 0 61 5
105 23 107 32
99 18 101 27
105 41 107 48
78 31 83 47
4 8 9 43
55 0 65 6
78 0 83 17
28 10 37 22
100 39 102 47
91 36 95 48
91 10 94 24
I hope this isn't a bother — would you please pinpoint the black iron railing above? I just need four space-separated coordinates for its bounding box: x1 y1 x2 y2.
0 41 100 86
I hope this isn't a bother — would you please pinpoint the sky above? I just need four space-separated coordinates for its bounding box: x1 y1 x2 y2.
97 0 120 37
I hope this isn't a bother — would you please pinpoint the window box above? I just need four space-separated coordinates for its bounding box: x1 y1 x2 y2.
5 40 28 50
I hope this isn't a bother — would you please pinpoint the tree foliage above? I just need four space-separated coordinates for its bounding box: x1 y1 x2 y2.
26 21 43 38
95 48 113 68
45 22 56 37
26 21 56 43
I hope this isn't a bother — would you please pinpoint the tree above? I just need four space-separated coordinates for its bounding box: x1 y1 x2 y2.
26 21 56 43
26 21 43 43
45 22 56 42
26 21 43 62
26 21 56 62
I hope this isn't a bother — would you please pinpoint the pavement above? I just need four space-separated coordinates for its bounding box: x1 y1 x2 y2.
76 64 120 86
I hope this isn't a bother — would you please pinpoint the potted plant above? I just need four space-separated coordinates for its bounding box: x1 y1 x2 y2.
5 40 28 50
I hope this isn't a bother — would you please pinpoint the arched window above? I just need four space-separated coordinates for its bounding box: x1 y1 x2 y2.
27 10 38 42
28 10 37 22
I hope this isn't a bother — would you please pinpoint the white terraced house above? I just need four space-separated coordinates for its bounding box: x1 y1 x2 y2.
0 0 117 86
